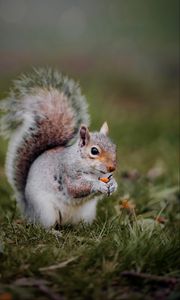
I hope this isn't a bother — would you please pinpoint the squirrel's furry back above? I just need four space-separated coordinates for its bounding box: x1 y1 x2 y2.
0 68 90 195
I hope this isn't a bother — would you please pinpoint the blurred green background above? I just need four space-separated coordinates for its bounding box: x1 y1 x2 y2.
0 0 179 176
0 0 179 86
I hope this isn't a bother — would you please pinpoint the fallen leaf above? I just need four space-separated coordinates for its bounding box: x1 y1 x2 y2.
155 216 167 224
119 194 136 210
0 293 12 300
147 161 166 181
121 169 140 181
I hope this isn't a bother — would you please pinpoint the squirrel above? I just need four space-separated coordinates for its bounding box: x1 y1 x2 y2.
0 68 117 228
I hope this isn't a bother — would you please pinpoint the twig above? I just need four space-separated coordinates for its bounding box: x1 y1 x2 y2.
121 271 180 285
14 277 63 300
39 256 78 272
37 284 63 300
14 278 49 286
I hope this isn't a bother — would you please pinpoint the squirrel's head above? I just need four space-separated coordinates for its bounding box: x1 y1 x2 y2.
78 122 117 175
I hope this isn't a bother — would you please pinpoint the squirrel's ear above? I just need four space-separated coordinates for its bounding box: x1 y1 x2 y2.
79 125 90 147
100 122 109 135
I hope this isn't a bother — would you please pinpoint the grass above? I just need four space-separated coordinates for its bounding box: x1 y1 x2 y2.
0 73 179 300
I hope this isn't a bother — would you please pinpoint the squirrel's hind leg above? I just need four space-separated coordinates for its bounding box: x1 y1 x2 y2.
24 190 60 228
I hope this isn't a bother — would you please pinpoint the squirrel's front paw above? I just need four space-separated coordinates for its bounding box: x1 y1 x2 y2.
92 177 118 196
92 180 109 195
107 177 118 195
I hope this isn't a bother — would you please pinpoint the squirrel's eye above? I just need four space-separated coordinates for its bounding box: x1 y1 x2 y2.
91 147 99 156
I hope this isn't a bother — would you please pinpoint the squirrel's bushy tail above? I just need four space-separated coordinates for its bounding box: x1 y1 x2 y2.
0 68 89 198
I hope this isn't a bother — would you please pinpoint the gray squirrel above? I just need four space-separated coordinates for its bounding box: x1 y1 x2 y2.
0 68 117 228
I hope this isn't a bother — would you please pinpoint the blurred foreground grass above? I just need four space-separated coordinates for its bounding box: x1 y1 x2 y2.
0 73 179 300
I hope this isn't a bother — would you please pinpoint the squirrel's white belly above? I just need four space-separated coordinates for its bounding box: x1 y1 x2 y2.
24 153 102 227
25 183 100 227
58 196 101 225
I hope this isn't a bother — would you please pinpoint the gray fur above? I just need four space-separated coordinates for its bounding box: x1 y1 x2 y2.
24 139 117 227
0 68 90 196
90 132 116 154
0 68 89 137
0 68 118 228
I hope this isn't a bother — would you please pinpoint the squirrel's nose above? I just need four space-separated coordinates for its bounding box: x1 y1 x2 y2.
107 165 116 172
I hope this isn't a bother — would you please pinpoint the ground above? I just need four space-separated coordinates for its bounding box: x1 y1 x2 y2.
0 73 179 300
